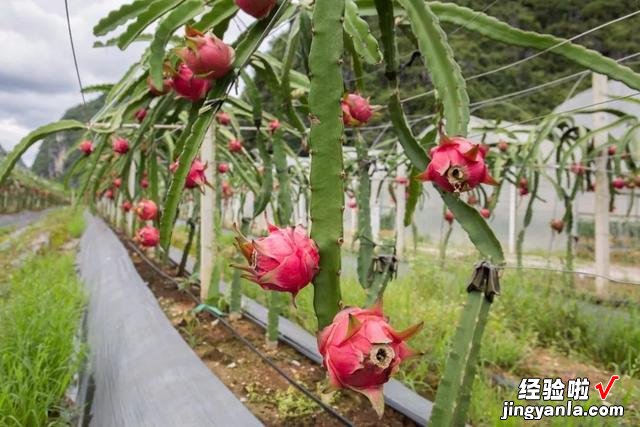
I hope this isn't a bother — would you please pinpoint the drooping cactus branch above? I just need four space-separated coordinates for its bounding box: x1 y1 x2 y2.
308 0 346 330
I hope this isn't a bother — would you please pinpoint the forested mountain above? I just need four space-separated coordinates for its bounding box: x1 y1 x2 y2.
31 1 640 177
31 96 103 179
262 0 640 123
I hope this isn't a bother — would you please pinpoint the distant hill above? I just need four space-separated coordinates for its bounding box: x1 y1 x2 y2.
31 96 104 179
0 145 26 169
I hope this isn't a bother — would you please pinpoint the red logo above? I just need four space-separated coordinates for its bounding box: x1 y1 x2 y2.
595 375 619 400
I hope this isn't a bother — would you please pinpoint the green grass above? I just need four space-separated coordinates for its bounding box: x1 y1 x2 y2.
228 251 640 426
0 208 86 426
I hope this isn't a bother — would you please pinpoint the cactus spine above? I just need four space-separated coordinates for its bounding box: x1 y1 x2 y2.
308 0 345 330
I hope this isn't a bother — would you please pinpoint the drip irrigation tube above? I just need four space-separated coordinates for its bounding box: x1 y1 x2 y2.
123 238 355 426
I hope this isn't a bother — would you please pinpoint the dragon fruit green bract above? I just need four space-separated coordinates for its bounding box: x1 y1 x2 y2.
317 301 422 417
418 136 496 193
232 224 319 299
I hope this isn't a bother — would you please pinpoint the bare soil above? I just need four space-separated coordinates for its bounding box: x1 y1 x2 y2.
121 234 417 427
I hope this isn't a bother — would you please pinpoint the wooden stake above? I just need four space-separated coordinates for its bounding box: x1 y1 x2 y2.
200 124 217 301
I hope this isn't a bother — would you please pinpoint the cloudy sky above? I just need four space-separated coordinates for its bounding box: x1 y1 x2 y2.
0 1 151 165
0 0 261 167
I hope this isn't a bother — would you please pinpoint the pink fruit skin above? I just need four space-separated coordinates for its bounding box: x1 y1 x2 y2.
122 201 132 213
233 224 319 298
112 138 130 155
134 108 147 123
79 140 93 155
480 208 491 219
136 199 158 221
140 177 149 189
347 199 358 209
444 210 454 224
228 139 243 153
104 189 115 200
217 162 230 174
235 0 276 19
178 33 235 80
222 180 234 198
612 177 626 190
112 178 122 188
317 302 422 417
137 226 160 247
418 136 496 192
268 119 281 134
185 159 208 189
217 112 232 125
172 64 212 101
342 94 373 126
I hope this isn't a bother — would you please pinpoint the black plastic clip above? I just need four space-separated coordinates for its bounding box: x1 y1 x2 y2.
466 261 501 302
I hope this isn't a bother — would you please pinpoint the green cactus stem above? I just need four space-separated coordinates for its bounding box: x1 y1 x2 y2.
308 0 346 330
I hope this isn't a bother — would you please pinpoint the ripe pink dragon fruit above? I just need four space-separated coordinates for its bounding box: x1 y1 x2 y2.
112 137 130 155
122 200 132 213
140 176 149 189
217 162 229 174
235 0 276 19
268 119 281 134
612 176 626 189
317 301 422 417
112 178 122 188
444 210 454 224
417 136 496 193
570 163 585 175
342 93 373 126
137 226 160 247
518 177 529 196
185 159 208 190
480 208 491 219
147 74 172 96
104 188 115 200
347 198 358 209
136 199 158 221
134 108 147 123
228 139 243 153
232 224 319 299
217 111 232 126
177 27 235 80
222 180 234 199
79 140 94 156
172 63 212 102
550 219 564 233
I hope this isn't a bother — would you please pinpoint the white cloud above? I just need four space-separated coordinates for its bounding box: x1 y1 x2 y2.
0 0 143 165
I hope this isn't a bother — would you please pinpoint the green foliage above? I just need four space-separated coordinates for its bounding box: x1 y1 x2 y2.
0 212 86 426
0 120 86 187
308 0 346 330
396 0 469 136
